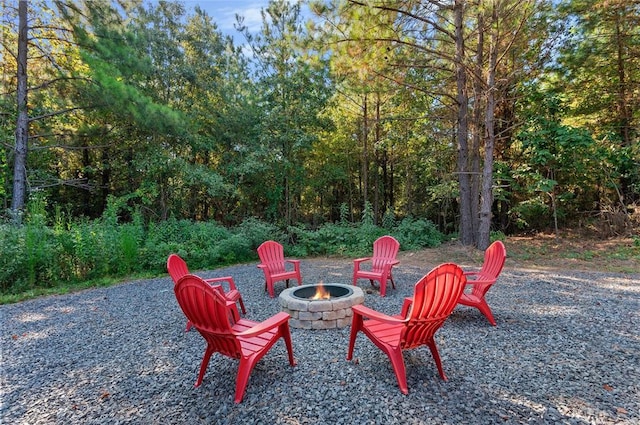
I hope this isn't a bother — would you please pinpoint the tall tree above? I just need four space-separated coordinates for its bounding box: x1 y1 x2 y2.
326 0 545 247
11 0 29 218
3 0 92 219
240 0 332 225
56 0 191 218
555 0 640 205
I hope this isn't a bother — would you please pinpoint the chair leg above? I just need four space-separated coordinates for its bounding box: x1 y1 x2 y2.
238 297 246 315
346 314 362 360
426 338 448 381
385 346 408 395
380 279 387 297
234 357 257 403
476 300 497 326
281 323 296 366
195 345 215 387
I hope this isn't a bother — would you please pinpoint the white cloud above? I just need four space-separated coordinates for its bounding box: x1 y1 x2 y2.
180 1 268 34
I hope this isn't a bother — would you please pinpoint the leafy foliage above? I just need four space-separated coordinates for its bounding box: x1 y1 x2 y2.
0 197 443 298
1 0 638 262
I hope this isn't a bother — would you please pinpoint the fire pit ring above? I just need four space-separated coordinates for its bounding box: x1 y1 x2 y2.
291 284 353 300
279 283 364 329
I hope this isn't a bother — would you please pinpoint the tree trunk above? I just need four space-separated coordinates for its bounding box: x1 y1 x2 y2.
471 9 484 243
11 0 29 220
361 93 369 212
478 4 499 251
454 0 474 246
614 10 630 148
374 96 381 223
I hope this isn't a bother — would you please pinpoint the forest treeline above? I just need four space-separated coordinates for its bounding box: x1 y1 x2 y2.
1 0 639 247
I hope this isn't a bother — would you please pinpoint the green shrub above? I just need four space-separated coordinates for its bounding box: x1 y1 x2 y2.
0 207 445 300
235 217 285 248
208 234 254 266
0 224 25 292
392 217 443 250
511 198 551 231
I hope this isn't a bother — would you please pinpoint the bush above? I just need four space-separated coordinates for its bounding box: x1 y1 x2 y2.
511 198 552 231
235 217 285 249
0 209 444 299
392 217 443 250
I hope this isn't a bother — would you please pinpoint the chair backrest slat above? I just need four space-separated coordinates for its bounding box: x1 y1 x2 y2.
371 236 400 271
174 274 242 358
479 241 507 278
401 263 466 349
167 254 189 283
257 240 287 274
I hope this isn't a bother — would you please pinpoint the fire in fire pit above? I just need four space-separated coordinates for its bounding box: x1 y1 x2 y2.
279 283 364 329
310 282 330 300
292 282 350 300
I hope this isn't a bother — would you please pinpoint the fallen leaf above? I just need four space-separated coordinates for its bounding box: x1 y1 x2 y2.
603 384 613 391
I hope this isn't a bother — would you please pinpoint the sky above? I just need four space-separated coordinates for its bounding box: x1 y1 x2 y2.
176 1 270 40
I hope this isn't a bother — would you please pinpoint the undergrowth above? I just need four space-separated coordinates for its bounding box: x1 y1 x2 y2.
0 199 444 302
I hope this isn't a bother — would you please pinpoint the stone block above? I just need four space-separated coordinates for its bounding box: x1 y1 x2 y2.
299 311 323 320
285 298 309 312
337 317 352 328
323 309 346 321
312 319 337 329
308 300 333 312
331 297 353 310
289 318 312 329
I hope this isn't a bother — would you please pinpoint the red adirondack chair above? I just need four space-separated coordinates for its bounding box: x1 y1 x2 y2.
174 274 296 403
457 240 506 326
352 235 400 297
256 241 302 298
347 263 466 394
167 254 246 331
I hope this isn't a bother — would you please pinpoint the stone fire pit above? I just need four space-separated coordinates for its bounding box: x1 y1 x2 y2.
279 283 365 329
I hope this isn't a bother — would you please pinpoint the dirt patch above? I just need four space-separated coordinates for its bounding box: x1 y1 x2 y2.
397 234 640 273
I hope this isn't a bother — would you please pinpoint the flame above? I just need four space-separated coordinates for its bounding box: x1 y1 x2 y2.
310 281 331 300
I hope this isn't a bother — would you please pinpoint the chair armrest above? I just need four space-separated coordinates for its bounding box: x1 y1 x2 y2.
464 272 494 284
380 260 400 274
204 276 237 291
352 305 406 325
354 257 371 263
235 312 291 338
399 297 413 318
353 257 371 269
285 259 301 271
466 279 495 291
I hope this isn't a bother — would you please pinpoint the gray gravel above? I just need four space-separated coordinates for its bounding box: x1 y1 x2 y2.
1 257 639 424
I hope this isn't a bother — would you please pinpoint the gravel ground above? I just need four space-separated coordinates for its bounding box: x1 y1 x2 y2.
1 258 639 424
